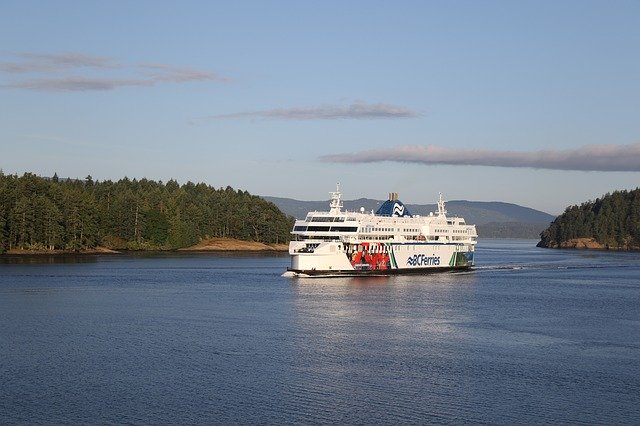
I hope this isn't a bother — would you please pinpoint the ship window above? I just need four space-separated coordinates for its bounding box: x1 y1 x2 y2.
329 226 358 232
293 226 307 232
307 225 331 231
310 217 334 222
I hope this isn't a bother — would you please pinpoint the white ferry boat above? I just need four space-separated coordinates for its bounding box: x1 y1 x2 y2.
287 185 477 276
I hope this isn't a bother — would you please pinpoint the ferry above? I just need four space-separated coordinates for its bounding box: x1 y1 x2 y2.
287 185 477 276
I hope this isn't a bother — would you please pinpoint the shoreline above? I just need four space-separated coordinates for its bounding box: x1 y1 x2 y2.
3 247 120 256
179 237 288 252
1 238 289 256
537 237 640 251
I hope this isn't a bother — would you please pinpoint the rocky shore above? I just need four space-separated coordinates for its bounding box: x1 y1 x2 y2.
537 237 640 250
179 237 288 252
2 238 289 255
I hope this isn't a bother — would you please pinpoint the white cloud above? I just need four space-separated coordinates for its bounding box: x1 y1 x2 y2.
211 102 420 120
0 52 226 91
319 143 640 172
141 64 228 83
0 52 117 73
4 76 152 91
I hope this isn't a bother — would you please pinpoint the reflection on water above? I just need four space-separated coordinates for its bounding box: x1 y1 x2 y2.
1 241 639 424
287 273 486 423
0 250 289 265
291 273 479 348
283 244 640 423
0 254 101 265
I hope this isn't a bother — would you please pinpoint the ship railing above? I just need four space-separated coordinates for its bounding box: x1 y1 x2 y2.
295 247 315 253
294 242 320 253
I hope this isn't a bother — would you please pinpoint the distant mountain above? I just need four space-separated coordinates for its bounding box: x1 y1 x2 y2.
262 196 556 239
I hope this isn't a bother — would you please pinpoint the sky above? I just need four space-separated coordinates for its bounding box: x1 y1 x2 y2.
1 1 639 215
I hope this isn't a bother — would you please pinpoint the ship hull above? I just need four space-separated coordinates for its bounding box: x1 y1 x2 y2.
288 241 474 277
287 265 471 277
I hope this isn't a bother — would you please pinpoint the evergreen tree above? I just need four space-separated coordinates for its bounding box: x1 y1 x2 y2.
0 172 294 252
539 188 640 249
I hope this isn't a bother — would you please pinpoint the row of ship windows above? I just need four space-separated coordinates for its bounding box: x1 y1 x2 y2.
364 228 421 233
296 227 426 233
293 235 476 243
294 226 359 232
345 245 446 253
364 227 394 232
306 216 358 222
300 222 470 234
307 217 345 222
360 235 472 242
433 229 473 234
395 245 443 251
360 235 394 241
362 228 422 233
295 228 475 239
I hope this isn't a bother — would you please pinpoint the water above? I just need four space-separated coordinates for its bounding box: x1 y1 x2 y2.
1 240 639 424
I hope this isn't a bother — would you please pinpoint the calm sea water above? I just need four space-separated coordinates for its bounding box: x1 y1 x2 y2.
1 240 639 424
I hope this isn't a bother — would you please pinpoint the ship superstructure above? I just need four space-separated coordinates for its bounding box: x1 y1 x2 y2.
287 185 477 276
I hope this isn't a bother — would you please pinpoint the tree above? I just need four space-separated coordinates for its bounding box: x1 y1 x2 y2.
0 172 294 252
539 188 640 249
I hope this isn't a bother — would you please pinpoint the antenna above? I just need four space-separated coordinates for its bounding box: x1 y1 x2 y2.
437 192 447 216
329 183 343 214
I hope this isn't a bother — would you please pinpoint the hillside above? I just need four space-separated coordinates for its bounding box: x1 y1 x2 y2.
263 196 555 239
0 172 294 253
538 188 640 250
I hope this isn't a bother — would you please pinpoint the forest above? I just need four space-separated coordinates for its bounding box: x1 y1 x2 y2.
538 188 640 249
0 172 294 253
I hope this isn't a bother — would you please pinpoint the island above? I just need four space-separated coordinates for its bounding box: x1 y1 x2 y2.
538 188 640 250
0 172 293 254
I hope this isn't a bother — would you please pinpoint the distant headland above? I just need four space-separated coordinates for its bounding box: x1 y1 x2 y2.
538 188 640 250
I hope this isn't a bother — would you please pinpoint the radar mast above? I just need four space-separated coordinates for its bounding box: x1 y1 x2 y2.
437 192 447 217
329 183 343 214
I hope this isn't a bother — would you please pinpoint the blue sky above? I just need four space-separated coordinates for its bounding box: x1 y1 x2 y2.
1 1 639 214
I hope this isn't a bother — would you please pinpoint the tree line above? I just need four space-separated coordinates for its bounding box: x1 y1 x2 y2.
538 188 640 249
0 172 294 253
